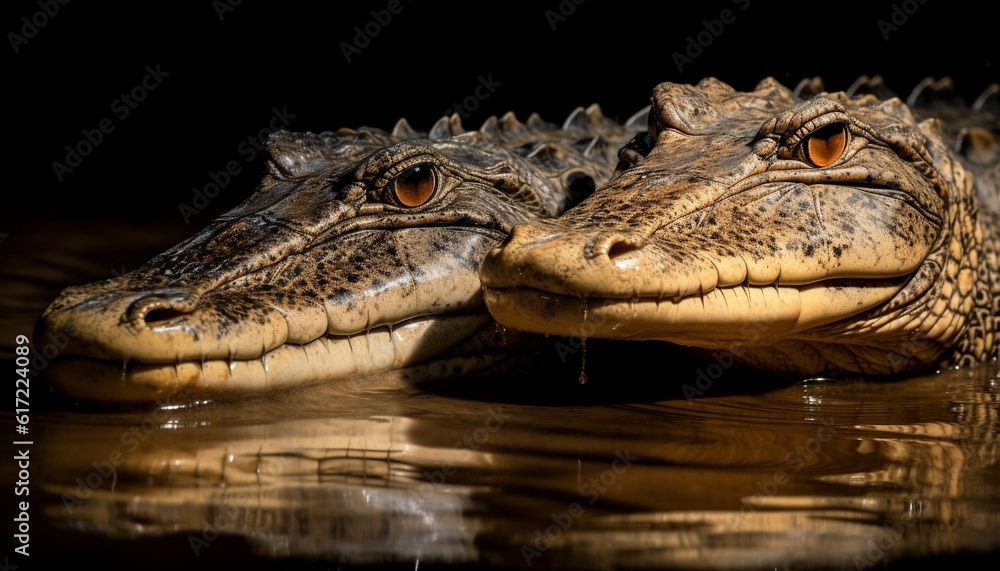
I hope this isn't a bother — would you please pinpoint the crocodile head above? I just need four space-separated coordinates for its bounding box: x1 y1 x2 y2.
482 78 999 376
37 107 643 401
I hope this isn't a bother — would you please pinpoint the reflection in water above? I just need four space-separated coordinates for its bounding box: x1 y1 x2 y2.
3 219 999 569
22 364 1000 569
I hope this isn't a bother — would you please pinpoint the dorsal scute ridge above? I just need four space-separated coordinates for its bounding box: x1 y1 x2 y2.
580 136 601 157
498 111 528 134
907 76 958 109
584 103 605 125
752 77 793 100
479 115 500 140
625 106 651 132
973 84 999 113
391 117 422 139
526 112 552 130
794 77 825 99
562 106 589 131
429 116 453 141
846 75 898 101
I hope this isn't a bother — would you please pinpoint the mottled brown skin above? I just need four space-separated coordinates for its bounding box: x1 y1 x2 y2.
482 78 999 376
37 106 646 401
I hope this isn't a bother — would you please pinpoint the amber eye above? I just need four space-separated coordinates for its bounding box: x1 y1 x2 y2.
388 163 436 207
803 123 848 167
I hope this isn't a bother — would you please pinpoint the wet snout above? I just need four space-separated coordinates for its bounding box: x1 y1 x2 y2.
37 283 300 363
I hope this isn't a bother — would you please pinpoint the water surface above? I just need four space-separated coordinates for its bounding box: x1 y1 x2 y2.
2 216 997 570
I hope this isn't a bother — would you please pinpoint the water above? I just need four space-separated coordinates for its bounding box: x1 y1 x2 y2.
2 216 998 570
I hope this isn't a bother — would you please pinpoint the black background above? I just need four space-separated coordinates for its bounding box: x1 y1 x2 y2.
1 3 997 568
4 0 996 230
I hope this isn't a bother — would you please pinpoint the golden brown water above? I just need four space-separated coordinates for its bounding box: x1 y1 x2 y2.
2 216 998 570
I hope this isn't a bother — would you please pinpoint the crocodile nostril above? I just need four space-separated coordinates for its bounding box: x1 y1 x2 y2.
127 293 198 329
586 233 644 261
607 241 640 260
144 308 188 326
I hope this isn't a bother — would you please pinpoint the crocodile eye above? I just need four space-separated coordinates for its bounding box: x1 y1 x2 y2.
388 163 436 207
803 123 848 167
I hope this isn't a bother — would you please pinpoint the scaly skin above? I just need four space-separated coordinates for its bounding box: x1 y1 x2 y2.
481 78 999 376
36 105 646 401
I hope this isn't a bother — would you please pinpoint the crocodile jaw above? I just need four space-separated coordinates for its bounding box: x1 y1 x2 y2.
484 282 905 346
42 312 497 403
37 226 504 402
481 218 910 347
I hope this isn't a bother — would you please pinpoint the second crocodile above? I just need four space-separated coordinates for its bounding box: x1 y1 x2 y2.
481 78 999 376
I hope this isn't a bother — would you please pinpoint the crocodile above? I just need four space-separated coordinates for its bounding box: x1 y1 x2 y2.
36 105 646 402
481 77 1000 376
